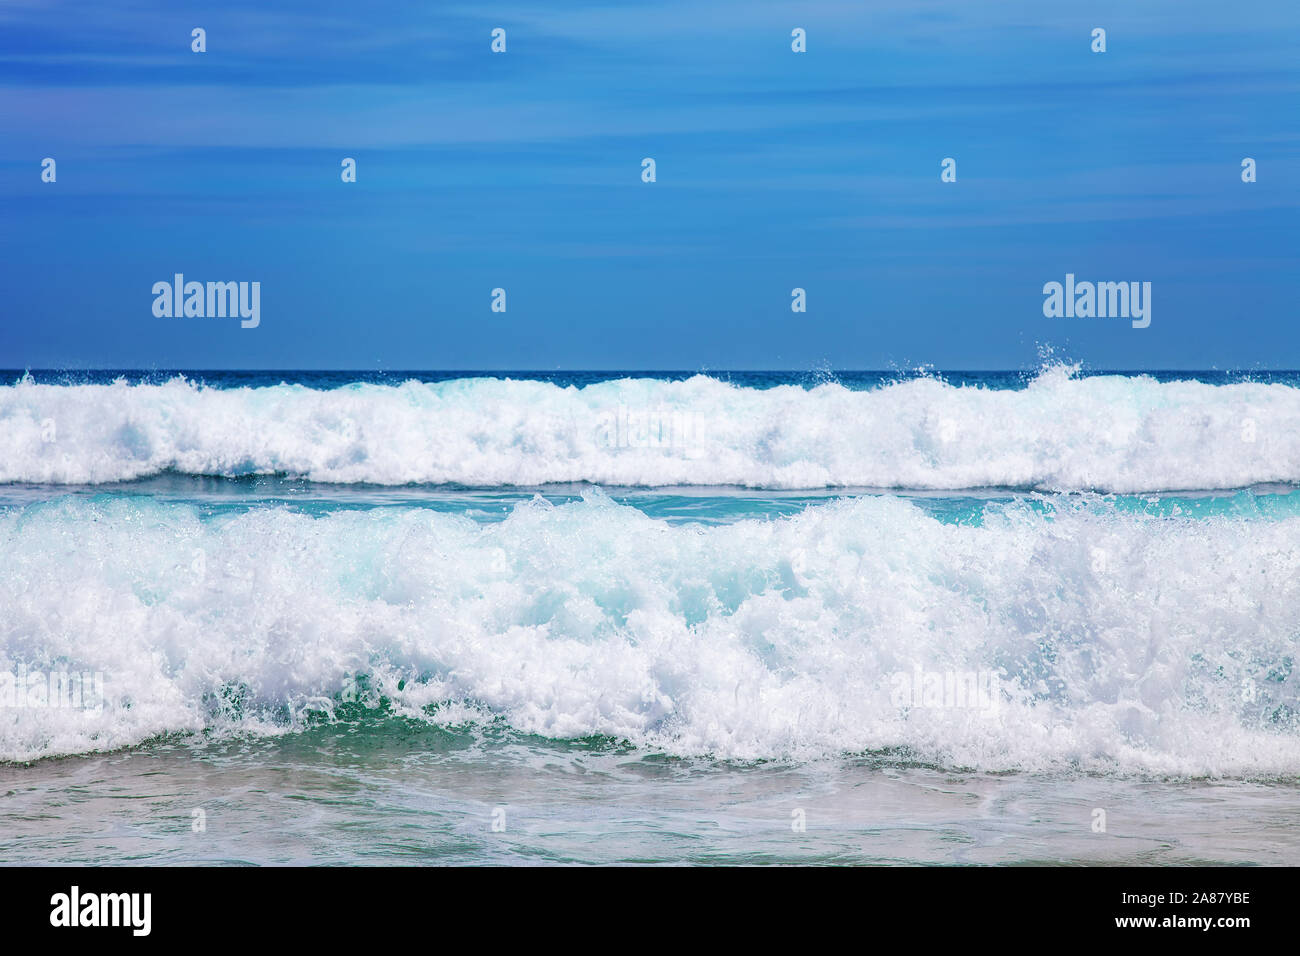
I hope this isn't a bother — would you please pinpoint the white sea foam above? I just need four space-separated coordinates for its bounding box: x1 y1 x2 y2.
3 367 1300 491
1 492 1297 775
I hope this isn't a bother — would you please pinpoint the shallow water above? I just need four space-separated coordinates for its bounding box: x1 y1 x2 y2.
4 725 1298 865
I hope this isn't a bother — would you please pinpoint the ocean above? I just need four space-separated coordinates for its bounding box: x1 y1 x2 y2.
2 366 1299 865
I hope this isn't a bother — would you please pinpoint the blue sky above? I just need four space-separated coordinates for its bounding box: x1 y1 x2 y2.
1 0 1297 370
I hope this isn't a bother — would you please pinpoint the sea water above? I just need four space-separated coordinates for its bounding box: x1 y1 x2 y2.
1 366 1298 864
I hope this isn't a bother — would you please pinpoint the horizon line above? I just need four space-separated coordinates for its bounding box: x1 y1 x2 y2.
7 367 1300 374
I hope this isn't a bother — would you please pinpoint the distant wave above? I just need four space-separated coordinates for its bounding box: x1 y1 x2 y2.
2 366 1300 491
1 492 1298 773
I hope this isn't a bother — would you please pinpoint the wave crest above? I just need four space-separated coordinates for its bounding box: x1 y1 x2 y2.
3 369 1300 491
2 492 1297 774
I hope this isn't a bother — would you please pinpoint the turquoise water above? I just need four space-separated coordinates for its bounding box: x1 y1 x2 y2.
8 470 1300 523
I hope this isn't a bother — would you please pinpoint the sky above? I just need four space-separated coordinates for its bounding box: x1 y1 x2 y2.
1 0 1297 370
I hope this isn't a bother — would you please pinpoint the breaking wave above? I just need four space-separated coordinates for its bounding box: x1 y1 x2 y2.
3 367 1300 491
2 491 1298 775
